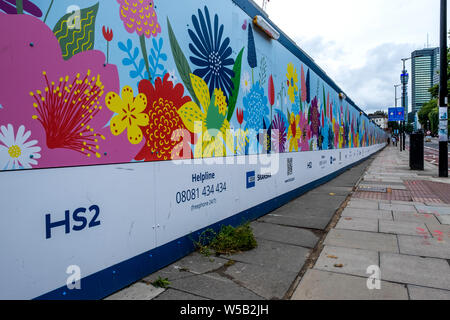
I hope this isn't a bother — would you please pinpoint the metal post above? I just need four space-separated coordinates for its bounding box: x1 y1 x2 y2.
402 60 407 151
394 84 401 149
401 58 410 151
439 0 448 177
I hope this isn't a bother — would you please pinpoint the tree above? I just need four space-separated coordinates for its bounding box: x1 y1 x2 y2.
418 99 437 132
405 123 414 134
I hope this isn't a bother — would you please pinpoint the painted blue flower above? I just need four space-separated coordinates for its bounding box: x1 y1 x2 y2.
291 92 300 115
321 121 329 150
243 82 269 133
188 6 235 99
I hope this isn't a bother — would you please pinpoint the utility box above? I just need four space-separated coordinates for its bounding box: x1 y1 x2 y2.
410 132 424 170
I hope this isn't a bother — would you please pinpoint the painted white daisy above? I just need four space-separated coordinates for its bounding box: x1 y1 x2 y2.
241 71 251 94
167 70 178 84
0 124 41 170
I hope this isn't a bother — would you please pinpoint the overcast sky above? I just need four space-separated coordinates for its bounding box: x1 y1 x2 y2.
263 0 449 114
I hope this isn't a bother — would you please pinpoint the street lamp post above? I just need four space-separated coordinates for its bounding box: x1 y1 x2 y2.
394 84 401 107
438 0 448 177
401 58 411 152
394 84 401 149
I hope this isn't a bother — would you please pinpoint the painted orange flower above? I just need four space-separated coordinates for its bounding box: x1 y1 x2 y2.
135 73 193 161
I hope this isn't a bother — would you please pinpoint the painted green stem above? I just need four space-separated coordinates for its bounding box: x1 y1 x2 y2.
139 35 152 81
16 0 23 14
106 42 110 65
43 0 55 23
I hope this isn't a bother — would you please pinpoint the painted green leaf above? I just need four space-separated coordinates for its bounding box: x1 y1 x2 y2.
53 3 99 61
227 48 244 122
167 18 200 107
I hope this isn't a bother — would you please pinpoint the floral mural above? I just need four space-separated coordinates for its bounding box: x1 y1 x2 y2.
0 0 386 172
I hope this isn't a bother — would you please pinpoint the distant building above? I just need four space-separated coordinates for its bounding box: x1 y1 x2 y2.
369 112 388 130
411 48 440 115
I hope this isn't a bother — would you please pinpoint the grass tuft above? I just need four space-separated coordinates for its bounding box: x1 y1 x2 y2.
195 222 257 256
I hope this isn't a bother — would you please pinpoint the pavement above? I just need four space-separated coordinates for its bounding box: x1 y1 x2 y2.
105 145 450 300
292 145 450 300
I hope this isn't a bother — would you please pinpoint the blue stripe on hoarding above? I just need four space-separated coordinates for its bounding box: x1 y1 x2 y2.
35 146 384 300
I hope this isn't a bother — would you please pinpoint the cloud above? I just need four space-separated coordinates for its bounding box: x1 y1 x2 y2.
334 42 417 113
294 38 417 114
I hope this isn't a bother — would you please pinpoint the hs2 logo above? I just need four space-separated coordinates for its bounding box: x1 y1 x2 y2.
45 205 101 239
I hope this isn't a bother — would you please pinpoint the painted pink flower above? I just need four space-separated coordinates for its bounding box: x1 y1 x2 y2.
334 120 340 148
298 111 310 151
117 0 161 38
0 14 138 169
300 65 307 103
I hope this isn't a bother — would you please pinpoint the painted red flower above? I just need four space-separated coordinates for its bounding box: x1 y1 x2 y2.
135 74 194 161
268 75 275 107
102 26 113 42
236 108 244 126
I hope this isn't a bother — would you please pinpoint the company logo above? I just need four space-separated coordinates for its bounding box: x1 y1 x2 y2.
257 173 272 181
246 171 256 189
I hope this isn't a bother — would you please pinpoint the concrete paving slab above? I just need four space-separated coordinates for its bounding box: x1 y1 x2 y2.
324 229 399 253
105 282 165 300
379 220 430 237
220 238 311 273
415 205 450 215
380 203 417 212
314 246 379 278
224 262 297 300
308 185 353 197
393 212 440 224
259 213 332 230
341 207 392 221
359 183 407 191
270 201 337 219
425 202 450 207
250 221 319 248
380 253 450 290
426 223 450 240
437 215 450 225
407 285 450 300
291 194 348 209
153 288 209 300
291 269 408 300
347 200 379 210
335 217 379 232
360 180 405 187
390 201 425 206
142 253 229 283
398 235 450 259
169 273 263 300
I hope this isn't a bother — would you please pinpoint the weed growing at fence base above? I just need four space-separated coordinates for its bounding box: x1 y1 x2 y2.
195 223 257 256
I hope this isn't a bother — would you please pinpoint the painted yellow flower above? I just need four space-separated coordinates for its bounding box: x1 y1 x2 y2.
287 113 301 152
286 63 299 104
235 128 249 155
105 86 149 145
178 74 234 158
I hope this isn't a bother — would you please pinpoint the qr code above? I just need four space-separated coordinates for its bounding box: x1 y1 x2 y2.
287 158 293 176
